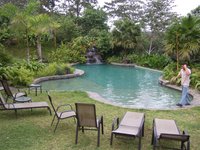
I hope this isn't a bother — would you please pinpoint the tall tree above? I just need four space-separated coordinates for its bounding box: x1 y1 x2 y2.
104 0 144 23
191 5 200 16
77 7 108 34
165 15 200 69
55 0 97 17
10 0 40 62
112 18 141 60
0 0 57 13
29 14 60 61
144 0 177 54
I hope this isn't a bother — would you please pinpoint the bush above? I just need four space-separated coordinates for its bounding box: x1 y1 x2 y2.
0 45 13 66
0 65 34 86
107 54 171 70
48 43 86 63
163 63 178 80
107 56 122 63
37 63 74 77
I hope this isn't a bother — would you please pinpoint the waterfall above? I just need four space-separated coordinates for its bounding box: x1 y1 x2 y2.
86 46 102 64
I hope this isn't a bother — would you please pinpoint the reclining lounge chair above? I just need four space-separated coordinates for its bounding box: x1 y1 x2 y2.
0 79 27 102
151 118 190 150
110 111 145 150
0 93 51 117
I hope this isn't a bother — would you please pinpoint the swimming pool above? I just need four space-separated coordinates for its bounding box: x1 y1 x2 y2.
41 64 181 109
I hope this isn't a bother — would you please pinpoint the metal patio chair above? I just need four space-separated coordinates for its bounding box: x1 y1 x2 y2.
47 92 76 132
75 103 104 147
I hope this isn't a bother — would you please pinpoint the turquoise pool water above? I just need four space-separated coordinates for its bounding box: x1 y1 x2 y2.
41 64 181 109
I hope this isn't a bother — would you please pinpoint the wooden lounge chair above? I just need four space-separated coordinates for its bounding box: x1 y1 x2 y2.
151 118 190 150
0 93 51 117
75 103 104 147
0 79 27 102
110 111 145 150
47 93 76 132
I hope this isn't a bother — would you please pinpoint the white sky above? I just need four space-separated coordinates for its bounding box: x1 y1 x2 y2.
99 0 200 16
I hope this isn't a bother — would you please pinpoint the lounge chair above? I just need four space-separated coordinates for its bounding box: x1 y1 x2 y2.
47 93 76 132
75 103 104 147
151 118 190 150
110 111 145 150
0 93 51 117
0 79 27 102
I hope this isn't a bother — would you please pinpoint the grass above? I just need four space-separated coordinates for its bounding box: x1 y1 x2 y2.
0 91 200 150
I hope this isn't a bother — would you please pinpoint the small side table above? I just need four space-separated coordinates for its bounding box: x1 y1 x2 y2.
28 84 42 96
14 96 32 103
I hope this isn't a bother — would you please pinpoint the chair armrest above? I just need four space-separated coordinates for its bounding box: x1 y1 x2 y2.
56 104 73 112
111 117 119 131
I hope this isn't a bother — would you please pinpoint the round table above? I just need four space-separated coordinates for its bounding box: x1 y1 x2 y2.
14 96 32 103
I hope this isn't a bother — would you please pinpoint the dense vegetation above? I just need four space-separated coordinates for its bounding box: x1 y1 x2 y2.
0 0 200 90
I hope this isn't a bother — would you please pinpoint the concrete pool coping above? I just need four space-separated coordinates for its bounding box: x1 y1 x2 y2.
32 69 84 84
34 64 200 110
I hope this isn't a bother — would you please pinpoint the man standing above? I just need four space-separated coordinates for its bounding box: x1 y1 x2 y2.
176 64 191 107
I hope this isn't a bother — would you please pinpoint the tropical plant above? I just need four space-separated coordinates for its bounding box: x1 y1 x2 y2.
165 15 200 70
29 13 60 61
112 18 141 61
10 0 40 62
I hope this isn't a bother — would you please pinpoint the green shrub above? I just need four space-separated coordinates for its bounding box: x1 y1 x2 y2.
0 45 13 66
0 65 34 86
163 62 178 80
37 63 74 77
107 54 171 69
48 43 86 63
107 56 122 63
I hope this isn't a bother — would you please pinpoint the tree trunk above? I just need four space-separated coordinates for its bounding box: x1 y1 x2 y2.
176 32 179 70
53 30 57 48
147 36 154 55
36 36 42 62
26 29 30 63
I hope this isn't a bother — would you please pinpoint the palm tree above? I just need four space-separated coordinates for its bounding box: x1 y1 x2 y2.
165 15 200 70
30 14 60 61
10 1 40 62
112 19 141 60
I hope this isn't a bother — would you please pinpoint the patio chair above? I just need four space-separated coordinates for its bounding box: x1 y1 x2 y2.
0 93 51 117
0 79 27 102
75 103 104 147
110 111 145 150
151 118 190 150
47 93 76 132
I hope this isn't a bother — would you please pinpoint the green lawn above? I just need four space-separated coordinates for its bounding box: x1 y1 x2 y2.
0 91 200 150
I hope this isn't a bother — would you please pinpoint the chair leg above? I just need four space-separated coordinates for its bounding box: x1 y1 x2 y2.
181 141 184 150
81 126 84 133
142 122 144 137
54 118 60 132
47 107 52 115
51 114 56 126
187 140 190 150
138 137 141 150
101 117 104 134
97 127 100 147
110 133 113 145
75 124 79 144
14 109 17 118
